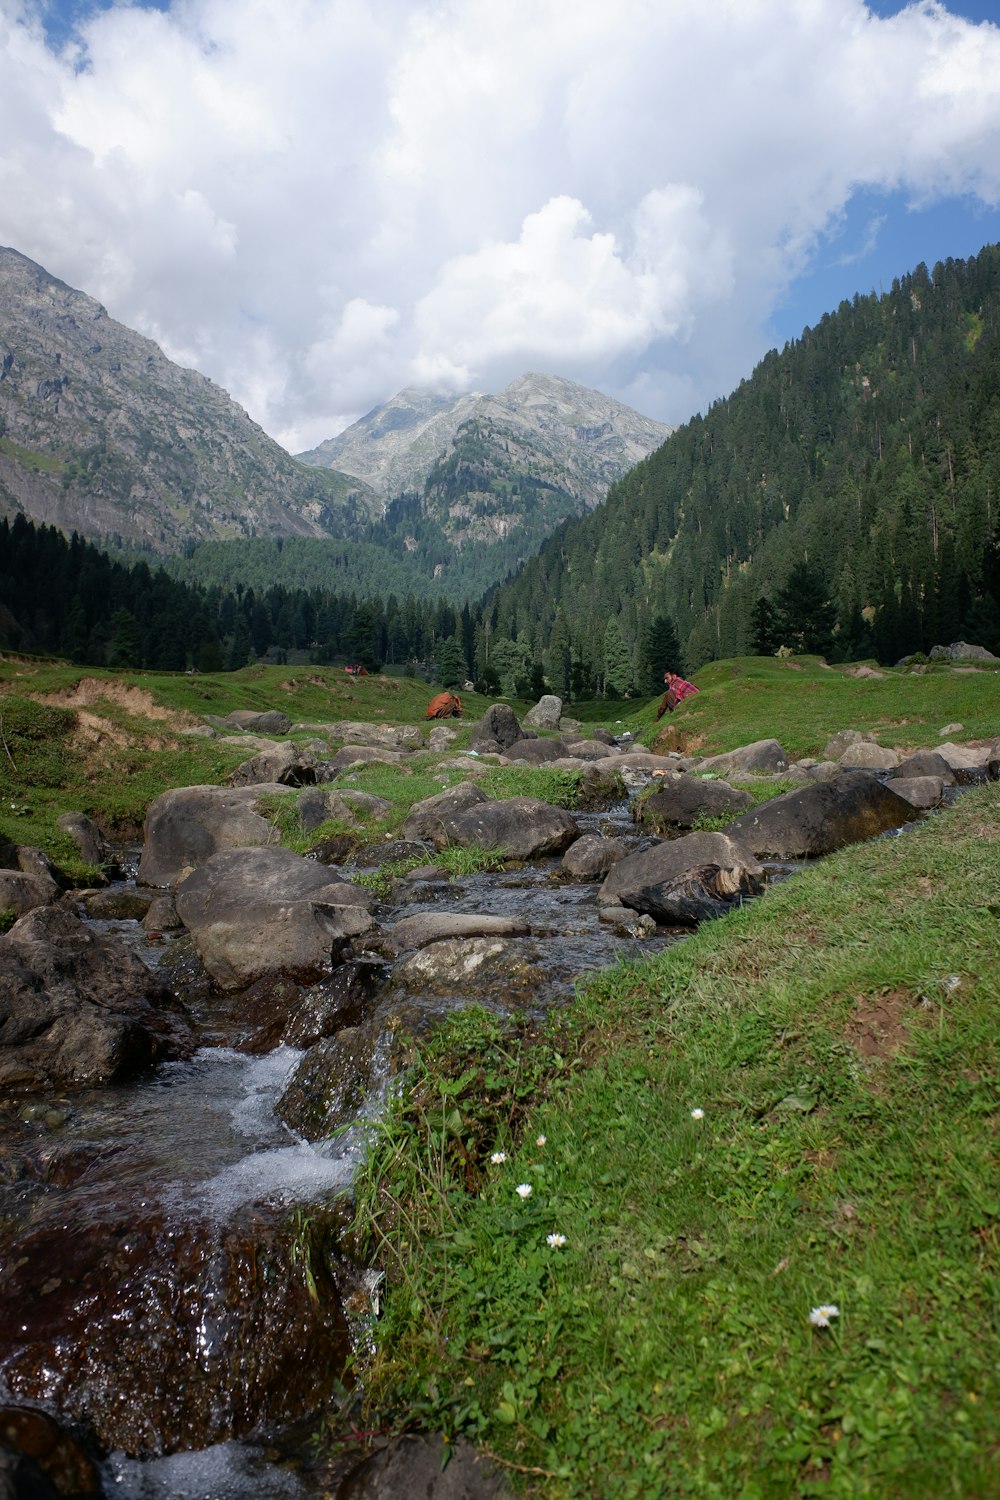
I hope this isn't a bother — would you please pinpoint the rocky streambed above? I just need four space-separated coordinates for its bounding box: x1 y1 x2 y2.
1 706 997 1498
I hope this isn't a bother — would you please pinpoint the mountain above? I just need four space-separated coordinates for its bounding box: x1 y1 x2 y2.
298 386 485 499
0 249 672 599
485 245 1000 688
301 372 674 539
0 246 370 553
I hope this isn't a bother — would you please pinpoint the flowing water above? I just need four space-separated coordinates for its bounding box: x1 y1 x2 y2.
0 803 686 1498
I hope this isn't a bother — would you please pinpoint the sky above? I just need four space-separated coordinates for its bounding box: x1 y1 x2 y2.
2 1 1000 454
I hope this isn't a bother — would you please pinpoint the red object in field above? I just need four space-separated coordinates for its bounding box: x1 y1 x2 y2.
344 664 368 676
425 692 463 719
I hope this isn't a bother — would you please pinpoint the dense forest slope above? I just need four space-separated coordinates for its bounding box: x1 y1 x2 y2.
487 247 1000 679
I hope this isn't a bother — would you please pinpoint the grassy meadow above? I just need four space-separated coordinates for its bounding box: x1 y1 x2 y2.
1 650 999 1495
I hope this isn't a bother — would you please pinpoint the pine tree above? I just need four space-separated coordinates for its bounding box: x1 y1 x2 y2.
602 615 634 696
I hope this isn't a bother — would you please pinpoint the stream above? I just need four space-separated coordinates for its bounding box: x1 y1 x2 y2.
1 801 695 1499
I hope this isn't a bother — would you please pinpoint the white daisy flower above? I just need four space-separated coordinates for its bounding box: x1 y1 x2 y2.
546 1233 567 1248
515 1183 533 1199
690 1108 705 1120
808 1304 840 1328
490 1151 507 1165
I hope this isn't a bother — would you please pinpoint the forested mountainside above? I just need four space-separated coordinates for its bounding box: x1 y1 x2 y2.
485 246 1000 682
0 247 364 552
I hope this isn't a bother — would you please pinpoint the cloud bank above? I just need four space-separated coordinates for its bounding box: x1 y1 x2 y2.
2 0 1000 449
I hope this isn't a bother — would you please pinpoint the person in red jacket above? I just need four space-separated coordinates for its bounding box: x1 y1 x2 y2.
655 670 698 719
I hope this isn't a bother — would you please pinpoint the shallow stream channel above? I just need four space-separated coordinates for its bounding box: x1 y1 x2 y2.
1 798 705 1500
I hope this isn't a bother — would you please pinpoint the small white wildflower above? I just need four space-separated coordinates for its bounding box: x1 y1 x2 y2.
690 1107 705 1120
546 1233 567 1248
490 1151 507 1165
535 1134 547 1146
808 1304 840 1328
515 1183 533 1199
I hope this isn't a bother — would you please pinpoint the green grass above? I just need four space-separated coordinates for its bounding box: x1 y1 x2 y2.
350 785 1000 1497
634 655 1000 759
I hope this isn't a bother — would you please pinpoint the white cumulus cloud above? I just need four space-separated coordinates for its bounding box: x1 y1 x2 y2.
0 0 999 451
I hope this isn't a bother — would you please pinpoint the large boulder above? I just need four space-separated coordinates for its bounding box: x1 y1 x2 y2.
0 906 192 1093
174 846 376 990
471 704 523 751
935 741 994 781
837 741 901 771
893 749 956 783
633 774 753 832
725 772 921 858
440 797 579 859
928 641 999 662
220 709 293 734
56 810 110 868
599 832 764 925
327 746 409 775
523 695 563 730
229 742 321 788
138 783 289 889
0 869 60 920
501 738 568 764
697 739 790 776
276 1021 399 1139
401 783 489 843
297 787 392 831
324 721 423 750
561 834 634 879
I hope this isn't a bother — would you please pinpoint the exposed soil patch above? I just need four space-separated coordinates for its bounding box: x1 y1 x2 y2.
846 988 916 1059
38 678 201 729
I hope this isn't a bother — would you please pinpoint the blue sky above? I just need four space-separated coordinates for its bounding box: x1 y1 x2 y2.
4 0 1000 449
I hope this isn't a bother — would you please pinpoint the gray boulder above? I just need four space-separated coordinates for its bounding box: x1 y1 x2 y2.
502 738 567 764
561 834 633 879
174 846 376 990
56 811 110 867
894 749 956 783
276 1021 399 1139
599 831 764 926
297 787 392 831
402 783 489 842
221 709 293 734
442 797 579 859
886 775 944 809
325 720 422 750
726 772 921 858
633 775 753 832
393 936 524 992
0 869 60 919
823 729 876 760
471 704 523 751
427 724 458 751
138 783 289 888
697 739 789 776
523 695 563 730
229 741 320 787
0 906 192 1092
837 741 901 771
928 641 998 662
